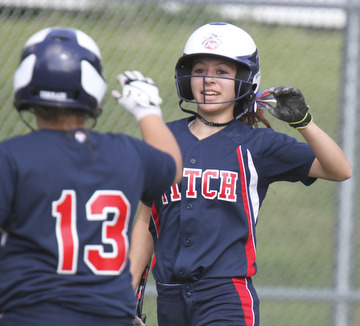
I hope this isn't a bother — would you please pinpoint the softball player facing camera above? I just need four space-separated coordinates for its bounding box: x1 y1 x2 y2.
129 22 351 326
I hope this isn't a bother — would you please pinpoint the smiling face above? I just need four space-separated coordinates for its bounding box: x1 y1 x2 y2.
190 55 238 123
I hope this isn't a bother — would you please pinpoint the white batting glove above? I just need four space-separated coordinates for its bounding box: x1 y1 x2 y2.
112 70 162 122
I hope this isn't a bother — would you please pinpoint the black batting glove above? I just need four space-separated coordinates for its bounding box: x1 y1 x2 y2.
258 86 313 129
132 316 147 326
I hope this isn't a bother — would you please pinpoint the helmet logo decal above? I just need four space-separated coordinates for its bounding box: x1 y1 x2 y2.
202 33 222 50
74 130 87 143
39 90 67 101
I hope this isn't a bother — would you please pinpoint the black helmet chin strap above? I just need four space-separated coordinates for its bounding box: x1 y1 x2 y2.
18 110 35 131
179 100 236 127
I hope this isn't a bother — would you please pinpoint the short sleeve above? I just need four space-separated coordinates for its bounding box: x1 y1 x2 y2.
260 131 316 186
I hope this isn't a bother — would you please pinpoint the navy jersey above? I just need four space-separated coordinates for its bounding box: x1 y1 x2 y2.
0 129 175 318
148 118 316 283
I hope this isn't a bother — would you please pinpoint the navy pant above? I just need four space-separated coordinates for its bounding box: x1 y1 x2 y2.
156 277 259 326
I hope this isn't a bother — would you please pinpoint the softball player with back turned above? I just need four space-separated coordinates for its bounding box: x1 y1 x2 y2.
129 22 351 326
0 26 182 326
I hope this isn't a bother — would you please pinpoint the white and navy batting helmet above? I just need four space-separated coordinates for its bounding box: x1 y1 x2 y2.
175 22 261 117
13 26 107 117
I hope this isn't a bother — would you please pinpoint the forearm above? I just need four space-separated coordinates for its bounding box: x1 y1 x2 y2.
139 115 182 184
299 122 352 181
129 205 154 290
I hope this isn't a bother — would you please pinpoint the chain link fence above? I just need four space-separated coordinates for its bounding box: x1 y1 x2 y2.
0 1 358 325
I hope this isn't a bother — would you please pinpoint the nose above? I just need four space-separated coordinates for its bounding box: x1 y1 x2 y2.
204 75 216 84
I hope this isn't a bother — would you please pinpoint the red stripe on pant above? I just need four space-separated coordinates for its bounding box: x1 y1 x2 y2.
232 277 255 326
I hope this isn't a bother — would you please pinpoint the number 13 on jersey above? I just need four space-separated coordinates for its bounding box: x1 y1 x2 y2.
52 190 130 275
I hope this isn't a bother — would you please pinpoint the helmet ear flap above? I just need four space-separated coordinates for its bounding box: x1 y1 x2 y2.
233 94 255 119
236 64 251 81
234 63 251 99
175 58 194 101
234 66 260 118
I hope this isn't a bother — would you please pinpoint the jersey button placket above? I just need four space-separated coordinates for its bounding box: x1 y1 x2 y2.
178 268 185 277
183 285 192 298
177 149 198 281
184 237 192 246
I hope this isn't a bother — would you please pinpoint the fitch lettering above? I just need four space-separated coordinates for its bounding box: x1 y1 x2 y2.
162 168 238 204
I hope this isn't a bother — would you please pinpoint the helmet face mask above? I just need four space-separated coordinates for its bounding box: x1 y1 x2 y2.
13 26 107 117
176 72 252 105
175 22 261 120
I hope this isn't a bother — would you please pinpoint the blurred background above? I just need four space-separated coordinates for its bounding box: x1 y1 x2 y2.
0 0 358 325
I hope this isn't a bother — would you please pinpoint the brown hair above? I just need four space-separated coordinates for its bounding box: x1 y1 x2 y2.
240 108 272 128
31 106 91 121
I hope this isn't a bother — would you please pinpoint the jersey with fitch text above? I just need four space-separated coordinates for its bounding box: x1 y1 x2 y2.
0 129 175 318
148 118 316 283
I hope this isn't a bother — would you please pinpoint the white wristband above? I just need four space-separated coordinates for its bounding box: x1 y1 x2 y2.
132 105 162 122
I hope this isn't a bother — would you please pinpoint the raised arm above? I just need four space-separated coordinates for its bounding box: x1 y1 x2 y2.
299 122 351 181
263 86 351 181
112 70 182 184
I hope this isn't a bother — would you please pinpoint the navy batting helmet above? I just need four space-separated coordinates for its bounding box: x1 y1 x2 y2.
13 26 107 117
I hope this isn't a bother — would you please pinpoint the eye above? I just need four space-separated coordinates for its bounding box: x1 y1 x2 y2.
193 67 205 74
217 69 228 75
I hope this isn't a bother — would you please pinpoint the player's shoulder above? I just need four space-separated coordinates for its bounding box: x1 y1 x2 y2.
92 131 151 160
0 132 35 151
167 117 192 133
224 120 272 139
225 120 297 147
102 131 173 165
101 130 155 149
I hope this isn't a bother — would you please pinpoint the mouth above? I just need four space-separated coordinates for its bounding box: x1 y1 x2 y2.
201 90 220 101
